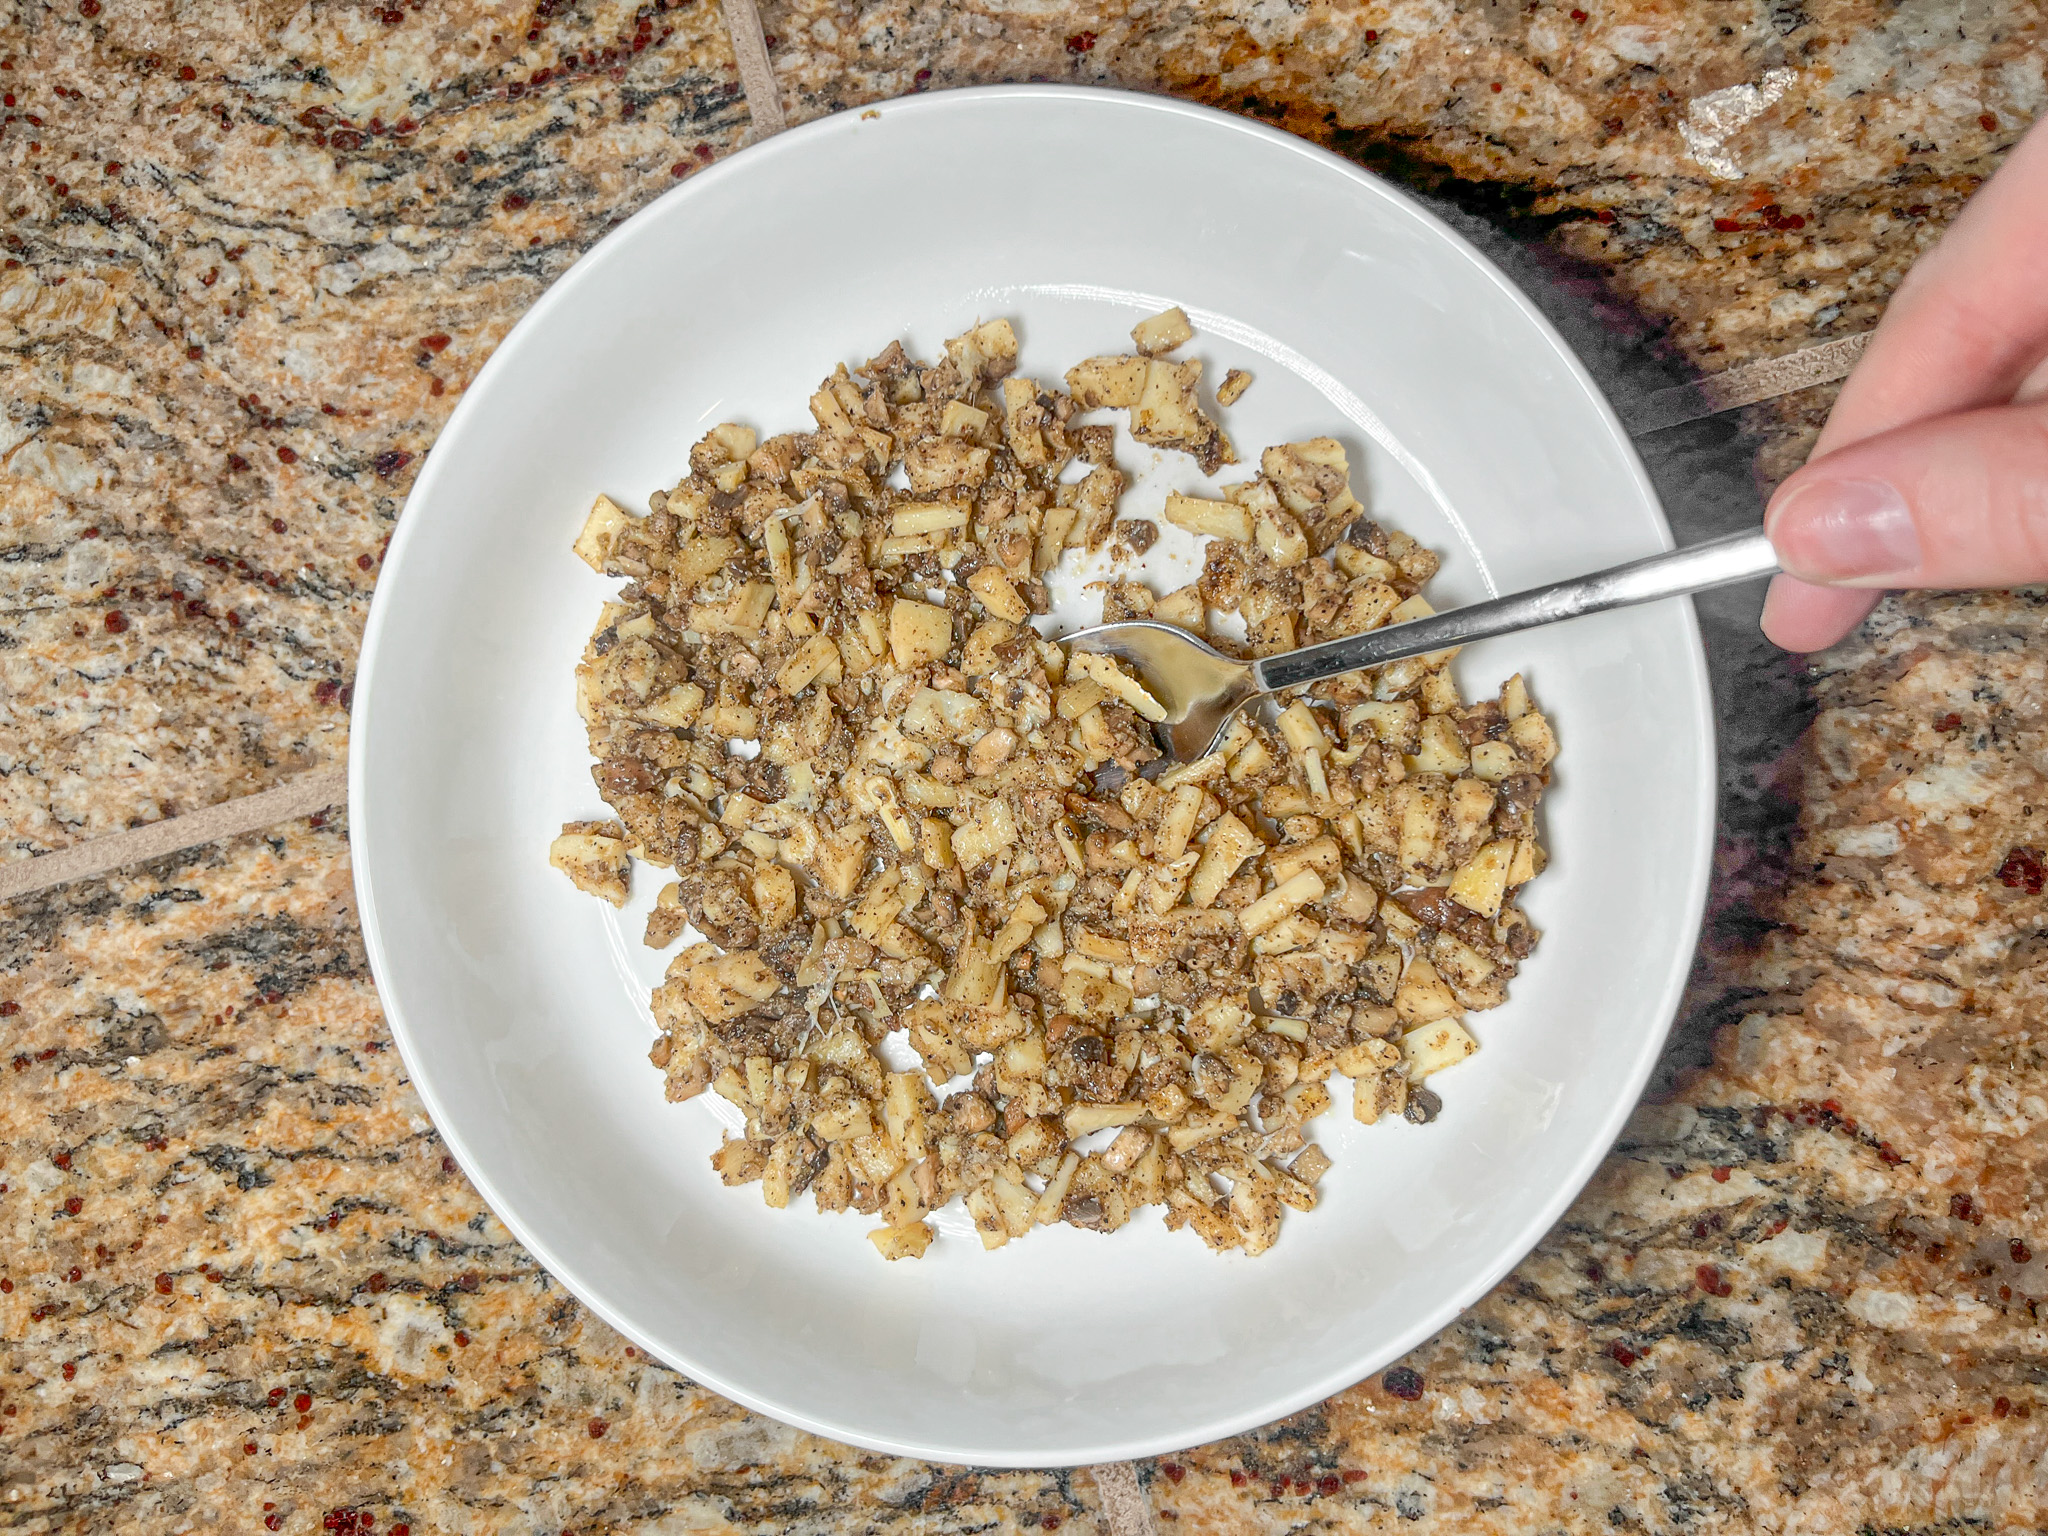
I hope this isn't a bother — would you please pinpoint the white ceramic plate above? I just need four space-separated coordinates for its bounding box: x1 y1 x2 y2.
351 86 1714 1467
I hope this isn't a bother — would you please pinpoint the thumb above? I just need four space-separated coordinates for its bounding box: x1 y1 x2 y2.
1766 397 2048 589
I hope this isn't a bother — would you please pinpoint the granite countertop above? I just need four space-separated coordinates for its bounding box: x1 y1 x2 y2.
3 0 2044 1530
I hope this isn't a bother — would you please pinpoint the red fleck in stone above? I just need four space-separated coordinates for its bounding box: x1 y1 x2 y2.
1364 28 1377 40
1712 1165 1731 1182
913 68 931 86
429 377 445 396
441 1155 458 1173
1490 81 1502 91
458 1271 480 1292
1952 1193 1979 1222
2013 1240 2033 1264
1569 8 1586 18
105 162 120 175
453 1331 469 1347
1607 1341 1637 1366
1342 1470 1367 1484
104 610 129 634
1595 208 1615 224
1695 1263 1733 1296
227 452 250 471
1998 848 2046 894
62 1196 82 1215
1382 1365 1424 1400
1713 217 1745 232
245 1440 258 1453
227 610 242 628
179 65 196 80
357 554 375 570
269 1386 287 1402
1228 1470 1246 1487
294 1392 312 1412
366 1272 388 1293
276 446 298 464
1269 1482 1286 1499
1934 712 1963 732
186 345 202 359
53 1153 70 1170
62 1362 76 1379
420 333 450 352
1317 1475 1341 1496
392 1527 410 1536
0 1279 11 1293
154 1273 172 1294
502 192 529 211
67 1267 81 1282
1065 31 1096 53
588 1417 608 1438
1783 214 1805 229
314 679 340 705
265 1517 282 1532
1981 113 1999 131
671 160 690 177
1161 1464 1184 1483
1042 1517 1061 1531
2001 1284 2014 1301
1994 1396 2012 1417
271 517 287 533
372 449 413 478
0 1001 16 1016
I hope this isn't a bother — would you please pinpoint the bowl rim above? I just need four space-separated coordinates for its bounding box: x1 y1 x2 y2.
349 81 1717 1466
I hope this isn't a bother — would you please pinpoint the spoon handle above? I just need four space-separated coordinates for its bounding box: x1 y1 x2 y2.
1253 528 1780 695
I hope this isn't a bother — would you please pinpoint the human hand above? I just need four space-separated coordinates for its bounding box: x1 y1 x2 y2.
1760 112 2048 651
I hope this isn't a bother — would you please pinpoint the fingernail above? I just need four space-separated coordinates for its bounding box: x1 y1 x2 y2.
1768 477 1921 584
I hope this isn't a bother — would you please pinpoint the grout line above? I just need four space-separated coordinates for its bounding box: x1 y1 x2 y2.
1091 1462 1158 1536
720 0 786 140
1629 331 1870 434
0 768 349 905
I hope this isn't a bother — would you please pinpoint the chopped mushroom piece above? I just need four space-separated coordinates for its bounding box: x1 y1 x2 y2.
559 316 1552 1258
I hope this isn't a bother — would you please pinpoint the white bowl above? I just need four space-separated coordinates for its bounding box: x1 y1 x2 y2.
351 86 1714 1467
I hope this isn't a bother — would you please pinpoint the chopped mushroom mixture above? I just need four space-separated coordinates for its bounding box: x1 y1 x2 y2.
552 312 1555 1259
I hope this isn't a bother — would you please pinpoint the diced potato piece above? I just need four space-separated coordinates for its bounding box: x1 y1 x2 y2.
1347 700 1419 750
550 827 631 906
889 599 954 670
967 564 1030 623
812 1097 874 1142
1508 837 1538 887
638 683 705 728
891 502 970 536
940 400 989 437
1154 583 1206 632
1064 354 1148 409
670 536 740 590
1254 507 1310 567
1069 651 1168 723
1132 360 1231 471
1393 956 1463 1027
1056 679 1109 719
1131 305 1195 356
1447 840 1515 921
1216 368 1253 406
1407 715 1470 775
1401 1017 1478 1080
708 422 758 463
1033 1151 1082 1225
1277 701 1327 757
573 493 632 571
1502 672 1531 720
1163 492 1250 543
1155 783 1204 862
1188 813 1260 908
1239 871 1325 935
775 634 842 695
868 1221 934 1260
1470 739 1521 781
1509 709 1558 769
1064 1102 1146 1136
946 317 1019 385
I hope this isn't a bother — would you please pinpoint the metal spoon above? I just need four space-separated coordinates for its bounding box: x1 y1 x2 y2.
1063 527 1779 763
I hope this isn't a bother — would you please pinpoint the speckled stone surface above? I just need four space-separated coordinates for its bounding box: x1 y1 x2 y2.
3 0 2046 1530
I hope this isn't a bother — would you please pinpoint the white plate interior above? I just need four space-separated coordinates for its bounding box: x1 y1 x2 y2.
352 87 1714 1467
